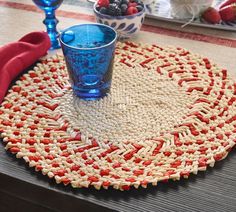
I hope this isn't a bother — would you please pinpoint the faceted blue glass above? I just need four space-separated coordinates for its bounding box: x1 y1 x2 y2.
32 0 63 49
60 24 117 100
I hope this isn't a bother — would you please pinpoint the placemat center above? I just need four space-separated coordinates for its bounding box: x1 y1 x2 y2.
58 62 195 143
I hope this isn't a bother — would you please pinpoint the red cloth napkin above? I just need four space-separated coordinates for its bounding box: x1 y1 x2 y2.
0 31 51 104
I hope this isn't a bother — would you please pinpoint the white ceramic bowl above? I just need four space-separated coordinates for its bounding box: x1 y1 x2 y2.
93 3 145 39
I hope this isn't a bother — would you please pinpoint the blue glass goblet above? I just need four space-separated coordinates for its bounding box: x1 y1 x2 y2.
59 24 117 100
32 0 63 49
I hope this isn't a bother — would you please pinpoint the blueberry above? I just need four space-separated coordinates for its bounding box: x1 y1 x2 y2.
108 3 121 16
116 7 122 16
133 0 141 3
121 0 129 5
136 5 143 12
113 0 122 6
108 3 116 14
138 2 144 6
99 7 108 14
96 6 101 11
121 4 128 14
134 0 144 6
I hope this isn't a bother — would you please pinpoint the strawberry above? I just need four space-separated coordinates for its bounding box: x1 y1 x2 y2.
97 0 109 8
219 4 236 22
202 7 221 24
128 2 137 7
219 0 236 9
126 6 138 15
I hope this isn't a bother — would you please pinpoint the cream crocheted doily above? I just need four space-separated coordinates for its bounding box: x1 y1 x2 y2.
0 41 235 190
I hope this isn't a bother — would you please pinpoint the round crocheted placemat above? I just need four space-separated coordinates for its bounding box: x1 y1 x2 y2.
0 41 235 191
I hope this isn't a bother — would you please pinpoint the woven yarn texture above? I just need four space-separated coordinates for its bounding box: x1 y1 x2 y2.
0 41 235 190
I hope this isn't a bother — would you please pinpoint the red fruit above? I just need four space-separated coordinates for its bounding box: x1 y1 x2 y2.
97 0 109 8
202 7 221 24
128 2 137 7
219 4 236 22
126 6 138 15
219 0 236 9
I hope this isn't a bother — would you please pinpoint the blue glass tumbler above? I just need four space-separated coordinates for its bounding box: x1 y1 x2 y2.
59 24 117 100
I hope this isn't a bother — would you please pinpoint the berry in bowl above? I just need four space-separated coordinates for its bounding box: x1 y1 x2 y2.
93 0 145 39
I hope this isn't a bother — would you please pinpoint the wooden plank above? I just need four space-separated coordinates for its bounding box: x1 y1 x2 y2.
0 190 56 212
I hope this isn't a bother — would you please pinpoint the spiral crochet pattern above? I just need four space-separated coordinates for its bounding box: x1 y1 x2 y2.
0 41 235 191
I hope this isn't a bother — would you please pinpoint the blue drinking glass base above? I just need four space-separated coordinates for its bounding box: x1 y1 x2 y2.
73 87 110 100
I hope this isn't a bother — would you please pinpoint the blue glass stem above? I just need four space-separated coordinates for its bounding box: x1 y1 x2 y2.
43 9 60 49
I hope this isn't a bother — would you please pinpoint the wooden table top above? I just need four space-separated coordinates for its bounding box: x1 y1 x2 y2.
1 1 236 211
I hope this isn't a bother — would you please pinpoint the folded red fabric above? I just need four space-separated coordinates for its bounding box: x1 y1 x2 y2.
0 31 51 104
